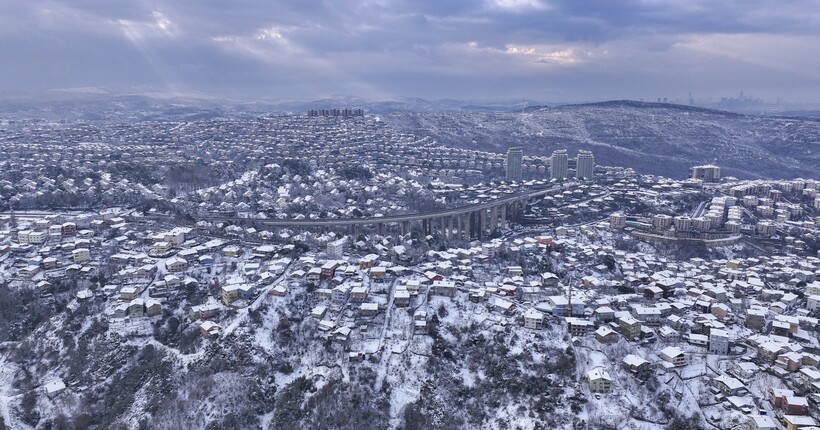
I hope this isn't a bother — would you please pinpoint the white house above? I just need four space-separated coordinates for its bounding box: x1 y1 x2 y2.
523 308 544 330
587 368 613 393
660 346 689 367
43 380 66 398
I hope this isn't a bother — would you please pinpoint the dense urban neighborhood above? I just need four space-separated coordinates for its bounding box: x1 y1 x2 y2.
0 108 819 430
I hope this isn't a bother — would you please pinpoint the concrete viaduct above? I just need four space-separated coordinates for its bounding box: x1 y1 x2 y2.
203 185 561 240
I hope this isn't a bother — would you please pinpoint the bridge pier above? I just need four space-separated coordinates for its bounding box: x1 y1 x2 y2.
401 221 409 237
378 223 385 236
455 215 461 239
480 209 487 238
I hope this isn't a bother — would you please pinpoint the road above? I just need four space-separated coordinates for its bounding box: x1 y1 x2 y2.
221 261 293 337
0 352 21 430
376 278 399 353
692 201 708 218
198 186 563 227
0 185 565 230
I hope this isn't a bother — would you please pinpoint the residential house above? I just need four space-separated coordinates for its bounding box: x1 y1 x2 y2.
711 303 731 321
72 248 90 264
783 415 817 430
783 396 809 416
566 317 594 336
369 266 387 280
619 316 642 340
414 310 427 334
746 308 768 330
190 303 220 320
128 299 145 318
799 367 820 389
541 272 559 286
307 267 322 282
548 295 584 317
644 285 664 300
523 308 544 330
221 284 240 305
777 352 803 372
587 368 613 393
359 302 379 317
748 415 776 430
332 326 352 344
632 306 662 326
145 299 162 316
594 306 615 322
199 320 222 337
659 346 689 367
350 285 369 302
493 298 515 315
709 329 730 355
394 289 411 307
771 388 795 407
43 380 66 398
151 241 171 255
713 374 745 396
321 261 341 278
310 305 328 319
658 326 680 342
431 280 456 297
622 354 650 374
327 238 346 259
332 285 350 304
734 362 760 380
595 326 618 343
166 256 188 273
119 286 139 301
61 222 77 236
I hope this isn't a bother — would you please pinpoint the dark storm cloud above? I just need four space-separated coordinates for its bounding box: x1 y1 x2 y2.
1 0 820 101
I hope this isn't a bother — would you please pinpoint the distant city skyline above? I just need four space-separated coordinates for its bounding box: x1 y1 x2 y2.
2 1 820 103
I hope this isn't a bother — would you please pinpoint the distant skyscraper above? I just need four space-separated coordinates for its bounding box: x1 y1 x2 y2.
576 150 594 179
550 149 568 180
688 164 721 182
505 147 523 181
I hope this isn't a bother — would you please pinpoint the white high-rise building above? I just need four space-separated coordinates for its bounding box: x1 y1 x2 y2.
688 164 721 182
505 147 523 181
576 150 595 179
550 149 568 180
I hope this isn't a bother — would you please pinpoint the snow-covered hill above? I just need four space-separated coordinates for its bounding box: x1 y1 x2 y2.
384 101 820 179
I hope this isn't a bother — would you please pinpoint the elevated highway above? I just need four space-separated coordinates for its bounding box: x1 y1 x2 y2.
202 185 563 239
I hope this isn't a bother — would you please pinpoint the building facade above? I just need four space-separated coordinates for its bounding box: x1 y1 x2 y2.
550 149 568 180
576 150 594 179
505 147 523 181
688 164 721 182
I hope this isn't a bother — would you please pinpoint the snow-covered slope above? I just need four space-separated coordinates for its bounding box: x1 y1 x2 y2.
385 101 820 179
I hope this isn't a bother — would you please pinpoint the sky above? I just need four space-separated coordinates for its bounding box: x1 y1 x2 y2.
2 0 820 103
